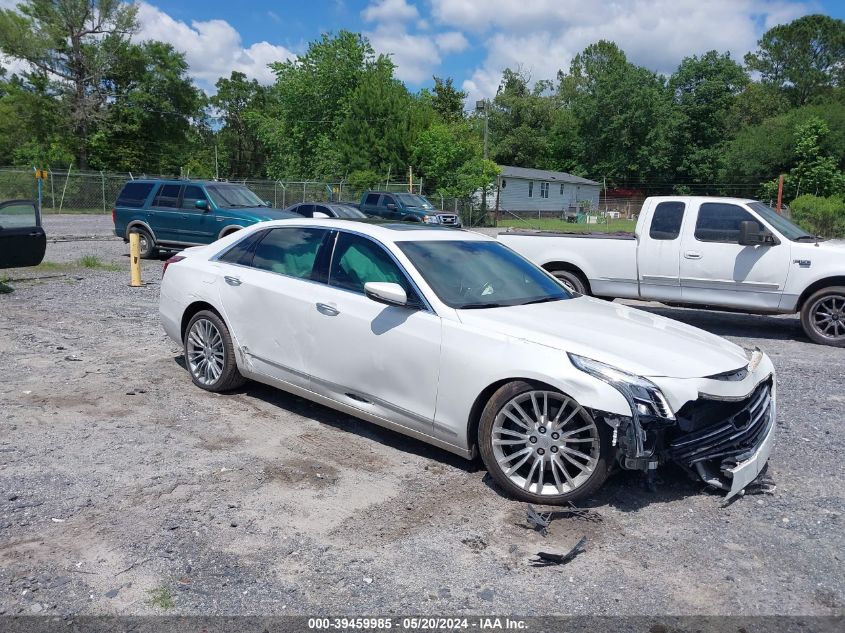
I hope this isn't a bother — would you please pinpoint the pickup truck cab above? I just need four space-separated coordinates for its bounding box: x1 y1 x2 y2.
499 196 845 346
359 191 461 227
113 179 297 258
0 199 46 269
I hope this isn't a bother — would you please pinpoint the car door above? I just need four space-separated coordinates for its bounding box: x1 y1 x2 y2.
379 194 402 220
148 183 183 243
637 200 685 302
176 184 218 243
679 201 791 310
215 226 329 388
0 200 46 269
306 230 442 435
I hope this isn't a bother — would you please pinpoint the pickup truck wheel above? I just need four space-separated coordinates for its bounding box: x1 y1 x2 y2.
129 227 157 259
800 286 845 347
478 381 611 504
184 310 247 392
550 269 587 295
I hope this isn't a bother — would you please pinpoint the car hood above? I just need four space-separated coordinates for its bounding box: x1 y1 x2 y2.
456 296 749 379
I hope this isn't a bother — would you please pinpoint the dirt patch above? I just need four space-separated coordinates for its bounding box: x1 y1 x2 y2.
261 458 340 489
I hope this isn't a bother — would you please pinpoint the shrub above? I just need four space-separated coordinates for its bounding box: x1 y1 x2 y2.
789 194 845 238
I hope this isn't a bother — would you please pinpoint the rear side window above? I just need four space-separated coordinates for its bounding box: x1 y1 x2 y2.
649 201 685 240
695 203 755 243
218 229 268 266
364 193 379 205
116 182 154 208
152 184 181 208
252 228 327 279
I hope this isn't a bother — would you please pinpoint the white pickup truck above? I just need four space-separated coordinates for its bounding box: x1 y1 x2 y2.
499 196 845 347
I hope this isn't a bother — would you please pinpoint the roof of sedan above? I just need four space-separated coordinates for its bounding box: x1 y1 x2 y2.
257 218 491 242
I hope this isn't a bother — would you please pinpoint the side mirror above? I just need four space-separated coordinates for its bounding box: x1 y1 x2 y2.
738 220 762 245
312 211 330 219
195 199 209 211
386 203 396 210
264 200 272 207
364 282 407 307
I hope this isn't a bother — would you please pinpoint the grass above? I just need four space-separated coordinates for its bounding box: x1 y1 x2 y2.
146 585 175 610
78 254 121 271
496 217 637 233
0 274 12 294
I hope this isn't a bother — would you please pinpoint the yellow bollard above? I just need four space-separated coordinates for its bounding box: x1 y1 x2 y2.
129 232 142 287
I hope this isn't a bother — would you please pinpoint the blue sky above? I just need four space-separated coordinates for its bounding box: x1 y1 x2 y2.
4 0 844 101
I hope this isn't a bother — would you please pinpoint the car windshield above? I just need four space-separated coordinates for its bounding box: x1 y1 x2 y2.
398 240 571 309
395 193 434 209
748 201 814 241
329 205 367 218
205 184 266 208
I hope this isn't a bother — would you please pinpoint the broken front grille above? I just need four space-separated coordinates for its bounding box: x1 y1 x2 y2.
668 380 772 466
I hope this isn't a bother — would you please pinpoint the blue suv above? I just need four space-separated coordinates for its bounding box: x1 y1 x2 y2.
112 179 297 258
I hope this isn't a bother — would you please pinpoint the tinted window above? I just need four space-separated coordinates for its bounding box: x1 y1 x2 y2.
218 229 268 266
0 201 37 229
252 228 326 279
181 185 208 210
329 232 415 299
649 201 685 240
152 184 181 208
364 193 380 205
399 240 570 309
116 182 154 208
695 203 755 243
379 195 395 207
292 204 313 217
329 205 366 219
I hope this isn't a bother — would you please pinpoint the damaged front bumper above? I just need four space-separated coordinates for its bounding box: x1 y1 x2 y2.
591 352 776 497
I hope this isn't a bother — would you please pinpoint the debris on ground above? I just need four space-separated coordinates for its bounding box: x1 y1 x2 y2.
525 503 598 535
530 537 587 567
526 504 552 534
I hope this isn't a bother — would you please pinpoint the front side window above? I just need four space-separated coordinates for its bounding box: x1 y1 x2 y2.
153 184 181 208
329 232 415 300
379 195 396 208
694 203 756 243
0 201 37 229
116 182 154 208
398 240 571 309
251 227 327 279
528 181 534 198
649 201 685 240
180 185 208 210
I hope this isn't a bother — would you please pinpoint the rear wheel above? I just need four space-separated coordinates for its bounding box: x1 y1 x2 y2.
184 310 246 392
800 286 845 347
129 227 157 259
549 268 588 295
478 381 611 504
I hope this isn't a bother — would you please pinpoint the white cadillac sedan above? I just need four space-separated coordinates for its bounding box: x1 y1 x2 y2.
160 219 776 503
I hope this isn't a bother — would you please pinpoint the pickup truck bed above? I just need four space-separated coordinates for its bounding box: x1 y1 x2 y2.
503 229 636 240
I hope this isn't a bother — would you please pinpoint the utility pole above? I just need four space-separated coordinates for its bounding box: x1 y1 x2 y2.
476 99 490 214
214 145 219 181
776 174 784 214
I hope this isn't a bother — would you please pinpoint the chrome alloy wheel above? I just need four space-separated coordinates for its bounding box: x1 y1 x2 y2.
492 391 600 496
186 318 225 386
810 293 845 341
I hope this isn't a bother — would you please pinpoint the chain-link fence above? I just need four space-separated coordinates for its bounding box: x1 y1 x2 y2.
0 167 493 226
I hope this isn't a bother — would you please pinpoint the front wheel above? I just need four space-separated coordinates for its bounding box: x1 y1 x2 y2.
800 286 845 347
478 381 611 504
184 310 247 392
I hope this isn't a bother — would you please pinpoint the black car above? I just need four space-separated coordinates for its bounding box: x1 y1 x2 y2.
0 200 46 269
284 202 368 219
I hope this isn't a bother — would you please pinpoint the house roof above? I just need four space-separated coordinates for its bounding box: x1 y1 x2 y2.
499 165 600 186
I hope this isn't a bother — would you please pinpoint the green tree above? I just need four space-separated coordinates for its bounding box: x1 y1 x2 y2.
430 76 465 122
0 0 139 169
211 71 268 178
745 14 845 106
789 194 845 237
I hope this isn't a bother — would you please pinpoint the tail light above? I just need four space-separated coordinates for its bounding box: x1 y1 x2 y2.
162 255 185 278
111 208 116 224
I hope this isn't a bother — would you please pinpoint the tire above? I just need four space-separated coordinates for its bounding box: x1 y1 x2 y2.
129 226 157 259
800 286 845 347
183 310 247 392
478 381 612 504
401 215 422 223
550 268 588 295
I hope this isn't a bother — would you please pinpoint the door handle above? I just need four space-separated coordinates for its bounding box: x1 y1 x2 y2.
684 251 702 260
224 275 241 286
316 302 340 316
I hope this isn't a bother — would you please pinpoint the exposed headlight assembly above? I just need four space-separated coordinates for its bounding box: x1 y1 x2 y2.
421 214 440 224
568 353 675 421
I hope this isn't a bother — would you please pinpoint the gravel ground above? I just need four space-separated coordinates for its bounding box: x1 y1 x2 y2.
0 215 842 617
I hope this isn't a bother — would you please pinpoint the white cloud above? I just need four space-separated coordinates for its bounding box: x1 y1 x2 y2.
435 31 469 54
136 2 295 88
362 0 419 23
429 0 818 102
